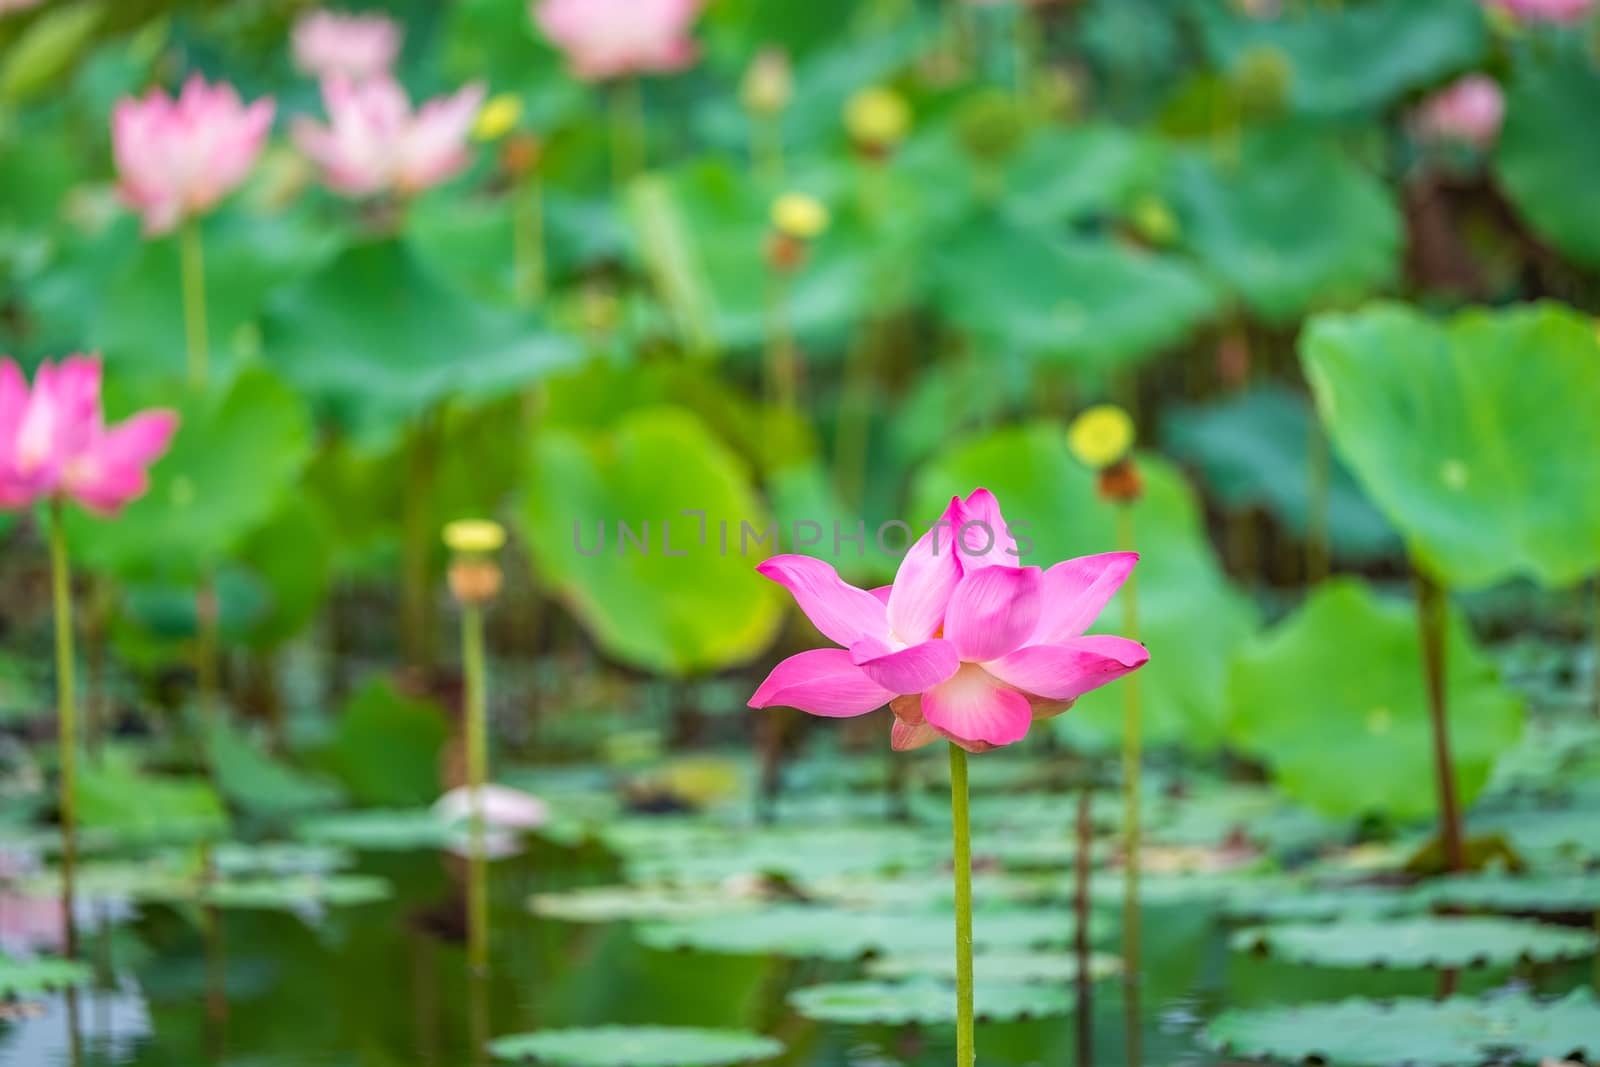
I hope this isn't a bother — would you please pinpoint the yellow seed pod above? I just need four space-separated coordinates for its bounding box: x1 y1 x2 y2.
770 192 829 240
443 519 507 554
473 93 523 142
845 86 911 149
740 48 793 117
1067 405 1136 470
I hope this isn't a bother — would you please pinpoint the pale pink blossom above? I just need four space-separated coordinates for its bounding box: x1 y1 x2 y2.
293 76 486 197
111 76 275 236
750 489 1149 753
292 9 403 83
1414 75 1505 149
0 895 66 957
433 785 550 831
0 0 45 14
0 355 178 515
1481 0 1594 22
532 0 704 81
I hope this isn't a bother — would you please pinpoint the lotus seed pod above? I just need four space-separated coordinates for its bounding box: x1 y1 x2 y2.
448 558 504 605
473 92 523 141
954 89 1028 164
770 193 829 241
1067 404 1136 471
443 519 507 555
844 86 911 154
740 48 793 117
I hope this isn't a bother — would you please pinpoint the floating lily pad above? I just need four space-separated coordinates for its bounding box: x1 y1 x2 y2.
1422 873 1600 915
529 885 766 924
638 907 1071 961
0 955 91 999
209 843 354 878
1232 917 1598 970
1221 882 1425 923
607 822 942 884
295 809 457 852
489 1026 783 1067
787 979 1072 1025
866 949 1121 984
201 874 393 911
1205 989 1600 1066
1302 302 1600 590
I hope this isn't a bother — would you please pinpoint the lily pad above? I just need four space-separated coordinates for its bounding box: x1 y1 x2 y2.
1302 302 1600 590
1205 989 1600 1067
1232 917 1598 969
1221 882 1425 923
294 809 457 852
0 955 91 999
489 1026 783 1067
1422 873 1600 914
638 907 1071 961
529 885 766 924
787 979 1072 1025
865 949 1122 984
201 874 393 911
1227 578 1523 821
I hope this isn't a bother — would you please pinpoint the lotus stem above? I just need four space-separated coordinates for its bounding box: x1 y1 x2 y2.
1416 569 1466 873
179 217 210 392
1306 421 1329 583
196 575 221 731
1073 782 1094 1067
752 115 784 186
1116 503 1143 1067
948 742 976 1067
764 273 797 419
463 600 490 976
49 498 78 961
513 173 547 308
402 416 440 672
609 76 646 186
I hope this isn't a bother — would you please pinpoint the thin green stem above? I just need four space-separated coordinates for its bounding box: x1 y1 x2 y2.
1073 782 1094 1067
1306 420 1330 584
180 218 209 392
463 603 490 975
1416 568 1465 872
49 499 78 961
1116 503 1142 1067
948 743 975 1067
609 77 645 187
196 576 220 732
513 174 547 308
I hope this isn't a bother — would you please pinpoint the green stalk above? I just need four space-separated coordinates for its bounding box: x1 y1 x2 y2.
1306 421 1330 584
1416 569 1466 872
463 602 490 975
948 743 975 1067
1116 503 1142 1067
609 77 646 187
179 218 210 392
1073 783 1094 1067
513 173 547 308
49 499 78 961
752 115 785 186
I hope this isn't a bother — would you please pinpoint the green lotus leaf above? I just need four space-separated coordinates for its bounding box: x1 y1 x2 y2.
1003 124 1171 227
263 236 579 435
522 406 785 675
294 809 457 852
1192 0 1487 118
865 949 1122 984
1496 42 1600 270
1232 917 1598 969
637 907 1072 960
1205 989 1600 1067
912 425 1256 750
489 1027 783 1067
65 367 312 581
1170 129 1401 324
788 978 1072 1025
318 679 449 809
234 495 331 650
1162 384 1397 559
207 718 345 821
529 885 766 924
603 821 942 883
0 955 92 999
1423 872 1600 914
209 842 354 877
1221 882 1426 923
933 217 1219 372
1228 578 1523 820
75 755 229 846
200 874 393 911
1301 302 1600 589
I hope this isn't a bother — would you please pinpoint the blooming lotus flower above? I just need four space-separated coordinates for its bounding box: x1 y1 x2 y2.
292 9 403 83
532 0 704 81
1482 0 1594 21
433 784 550 831
293 76 486 197
749 488 1149 752
1414 75 1505 149
0 356 178 515
111 75 275 236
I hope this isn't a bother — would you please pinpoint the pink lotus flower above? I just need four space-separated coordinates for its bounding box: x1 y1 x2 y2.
0 356 178 515
292 9 403 83
749 489 1149 753
293 76 486 197
1481 0 1594 21
433 784 550 831
111 75 275 236
0 894 66 957
1413 75 1505 149
532 0 704 81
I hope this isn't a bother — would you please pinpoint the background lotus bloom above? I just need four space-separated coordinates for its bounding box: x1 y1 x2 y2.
533 0 704 81
293 76 486 197
749 488 1149 752
1482 0 1594 21
433 784 550 831
1414 75 1506 149
292 9 403 82
111 76 275 235
0 356 178 515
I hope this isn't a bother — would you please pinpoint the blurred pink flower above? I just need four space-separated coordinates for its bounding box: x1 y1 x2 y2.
0 355 178 515
111 75 275 236
433 784 550 831
0 0 45 14
532 0 704 81
292 9 403 82
749 488 1149 753
293 76 486 197
1482 0 1594 21
1414 75 1505 149
0 894 66 957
